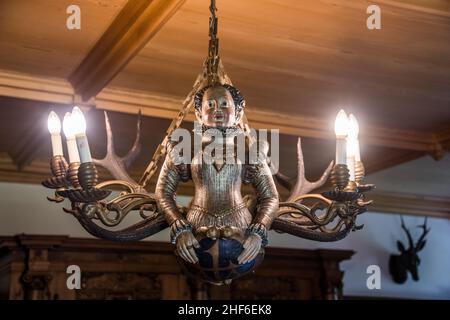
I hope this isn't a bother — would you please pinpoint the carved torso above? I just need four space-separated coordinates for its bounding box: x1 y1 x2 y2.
155 127 279 239
187 147 252 231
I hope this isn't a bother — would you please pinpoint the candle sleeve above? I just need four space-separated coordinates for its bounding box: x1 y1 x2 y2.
51 134 63 156
76 135 92 163
335 138 347 165
67 137 80 163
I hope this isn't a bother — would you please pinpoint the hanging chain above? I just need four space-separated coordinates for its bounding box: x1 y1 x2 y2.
206 0 220 83
139 0 221 188
139 0 256 189
138 78 200 188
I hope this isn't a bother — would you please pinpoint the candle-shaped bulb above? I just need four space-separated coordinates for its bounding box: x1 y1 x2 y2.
334 109 349 137
47 111 61 134
347 137 357 157
334 109 349 165
348 114 359 140
63 112 75 139
71 106 92 163
346 114 360 181
348 114 361 162
71 106 86 136
63 112 80 163
347 139 356 182
47 111 63 156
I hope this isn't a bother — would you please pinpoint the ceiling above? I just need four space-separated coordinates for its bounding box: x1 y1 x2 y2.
0 0 449 216
111 0 450 132
0 0 127 78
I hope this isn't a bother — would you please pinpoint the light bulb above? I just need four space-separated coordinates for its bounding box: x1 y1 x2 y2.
47 111 61 135
348 114 359 140
71 106 87 135
63 112 75 139
334 109 349 137
347 137 357 157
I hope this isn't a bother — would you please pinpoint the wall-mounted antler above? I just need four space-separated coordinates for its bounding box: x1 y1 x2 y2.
275 138 333 201
400 216 430 253
390 216 430 283
400 215 414 250
93 111 143 192
414 217 430 252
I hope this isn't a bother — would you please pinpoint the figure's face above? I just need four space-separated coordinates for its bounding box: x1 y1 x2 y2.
200 86 238 127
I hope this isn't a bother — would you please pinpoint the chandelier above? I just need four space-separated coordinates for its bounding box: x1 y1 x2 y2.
42 0 374 285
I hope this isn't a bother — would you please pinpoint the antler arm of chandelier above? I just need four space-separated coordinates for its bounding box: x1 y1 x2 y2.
272 195 368 241
275 138 333 202
271 138 373 241
68 203 169 242
92 111 143 192
42 111 171 242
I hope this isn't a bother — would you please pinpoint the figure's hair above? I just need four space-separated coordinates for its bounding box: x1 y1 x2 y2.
194 83 245 113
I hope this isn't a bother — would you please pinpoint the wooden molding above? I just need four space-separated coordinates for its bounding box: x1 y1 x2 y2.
434 127 450 143
0 235 353 300
95 87 438 152
370 191 450 219
68 0 186 101
428 127 450 160
0 70 74 104
0 235 354 262
0 70 446 153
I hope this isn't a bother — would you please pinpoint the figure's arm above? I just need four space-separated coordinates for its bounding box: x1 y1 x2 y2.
247 160 279 244
155 143 199 263
239 159 279 264
155 155 188 232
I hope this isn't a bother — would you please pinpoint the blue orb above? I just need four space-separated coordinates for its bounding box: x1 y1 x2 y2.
179 236 264 284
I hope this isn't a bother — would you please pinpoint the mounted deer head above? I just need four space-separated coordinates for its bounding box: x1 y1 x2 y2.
389 216 430 284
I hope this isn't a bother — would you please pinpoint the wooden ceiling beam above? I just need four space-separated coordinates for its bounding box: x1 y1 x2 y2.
0 71 74 105
68 0 186 102
370 191 450 219
95 87 437 152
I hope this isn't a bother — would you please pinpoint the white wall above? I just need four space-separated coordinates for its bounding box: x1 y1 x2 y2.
1 181 449 299
269 212 450 299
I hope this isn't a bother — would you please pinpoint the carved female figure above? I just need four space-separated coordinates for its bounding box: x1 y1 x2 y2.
155 83 279 283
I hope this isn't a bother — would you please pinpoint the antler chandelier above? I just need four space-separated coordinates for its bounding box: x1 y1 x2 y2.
43 0 374 285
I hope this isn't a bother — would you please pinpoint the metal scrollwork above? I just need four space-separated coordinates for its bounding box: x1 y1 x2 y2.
79 193 159 227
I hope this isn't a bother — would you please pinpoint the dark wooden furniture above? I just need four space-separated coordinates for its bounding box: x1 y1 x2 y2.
0 234 353 300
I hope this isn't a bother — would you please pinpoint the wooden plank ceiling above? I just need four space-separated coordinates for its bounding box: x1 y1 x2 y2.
0 0 128 78
112 0 450 133
0 0 449 217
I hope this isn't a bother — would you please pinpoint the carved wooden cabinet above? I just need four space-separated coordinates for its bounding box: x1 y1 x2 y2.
0 235 353 300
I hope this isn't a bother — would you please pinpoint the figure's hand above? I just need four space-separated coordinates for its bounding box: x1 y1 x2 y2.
176 231 200 264
238 234 262 264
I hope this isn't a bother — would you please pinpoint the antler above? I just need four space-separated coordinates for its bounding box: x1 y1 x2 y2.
56 110 171 242
415 217 430 252
271 136 370 241
275 138 333 201
93 111 143 191
400 216 414 249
